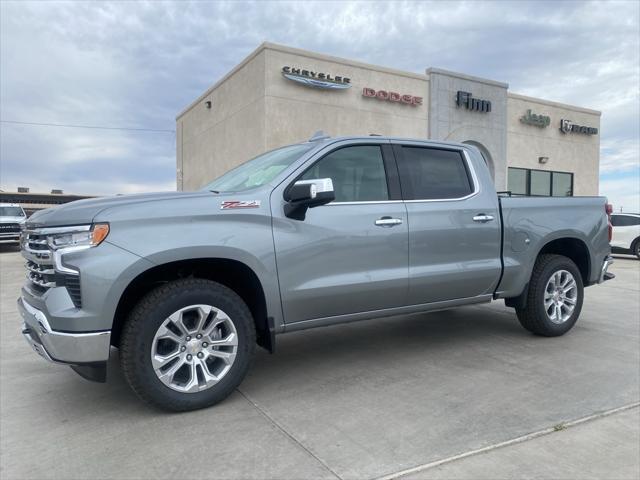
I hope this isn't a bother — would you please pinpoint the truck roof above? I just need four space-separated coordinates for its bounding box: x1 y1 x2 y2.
305 133 472 150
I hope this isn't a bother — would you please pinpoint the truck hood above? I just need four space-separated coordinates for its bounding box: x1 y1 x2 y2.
26 191 214 228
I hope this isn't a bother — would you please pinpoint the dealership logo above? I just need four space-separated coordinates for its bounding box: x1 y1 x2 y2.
282 66 351 90
456 91 491 113
362 88 423 106
520 109 550 128
560 119 598 135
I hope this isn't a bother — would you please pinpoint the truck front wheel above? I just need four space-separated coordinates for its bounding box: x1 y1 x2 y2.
120 278 256 411
516 254 584 337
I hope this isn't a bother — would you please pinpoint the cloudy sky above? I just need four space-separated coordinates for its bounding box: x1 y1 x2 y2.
1 1 638 210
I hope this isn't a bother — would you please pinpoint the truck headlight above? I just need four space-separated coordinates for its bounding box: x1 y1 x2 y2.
47 223 110 250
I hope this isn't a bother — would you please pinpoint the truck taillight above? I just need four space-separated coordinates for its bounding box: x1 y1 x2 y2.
606 203 613 242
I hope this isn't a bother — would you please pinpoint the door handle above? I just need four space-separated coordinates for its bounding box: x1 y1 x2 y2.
375 217 403 227
472 214 495 223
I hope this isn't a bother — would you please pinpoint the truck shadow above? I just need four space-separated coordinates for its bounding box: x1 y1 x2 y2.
243 306 528 387
49 305 529 414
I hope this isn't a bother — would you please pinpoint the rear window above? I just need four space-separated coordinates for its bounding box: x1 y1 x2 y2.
397 147 473 200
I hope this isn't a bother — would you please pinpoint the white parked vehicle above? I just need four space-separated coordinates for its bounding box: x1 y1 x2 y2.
0 203 27 244
610 213 640 259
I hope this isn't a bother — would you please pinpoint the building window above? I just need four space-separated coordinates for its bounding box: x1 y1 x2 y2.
507 167 573 197
552 172 573 197
530 170 551 196
507 168 528 195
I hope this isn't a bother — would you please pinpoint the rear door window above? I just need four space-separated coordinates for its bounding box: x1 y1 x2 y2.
396 147 473 200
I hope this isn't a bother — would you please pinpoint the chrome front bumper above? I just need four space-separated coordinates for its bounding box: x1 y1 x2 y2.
18 297 111 365
598 255 615 284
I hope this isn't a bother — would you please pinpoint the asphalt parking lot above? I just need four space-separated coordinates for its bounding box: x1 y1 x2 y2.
1 247 638 480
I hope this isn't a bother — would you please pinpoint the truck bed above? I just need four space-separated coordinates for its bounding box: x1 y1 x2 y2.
496 195 610 298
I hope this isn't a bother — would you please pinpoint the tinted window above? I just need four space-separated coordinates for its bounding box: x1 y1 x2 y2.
552 172 573 197
301 146 388 202
530 170 551 196
612 215 640 227
508 168 528 195
399 148 473 200
507 167 573 197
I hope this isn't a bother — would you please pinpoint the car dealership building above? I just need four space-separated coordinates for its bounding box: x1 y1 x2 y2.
176 42 601 196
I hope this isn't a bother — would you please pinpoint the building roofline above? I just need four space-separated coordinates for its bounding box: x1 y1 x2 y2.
426 67 509 89
508 92 601 116
176 42 602 120
176 41 429 120
176 42 270 120
261 42 429 81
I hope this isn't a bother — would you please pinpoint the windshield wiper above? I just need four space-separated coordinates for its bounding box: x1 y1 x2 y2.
209 190 220 194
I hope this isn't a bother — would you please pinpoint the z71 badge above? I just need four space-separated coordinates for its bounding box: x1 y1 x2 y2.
220 200 261 210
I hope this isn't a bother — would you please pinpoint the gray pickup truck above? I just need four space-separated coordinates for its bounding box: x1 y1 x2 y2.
18 135 614 411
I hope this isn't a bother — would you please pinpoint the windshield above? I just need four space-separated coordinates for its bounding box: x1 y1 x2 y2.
201 144 314 193
0 207 25 217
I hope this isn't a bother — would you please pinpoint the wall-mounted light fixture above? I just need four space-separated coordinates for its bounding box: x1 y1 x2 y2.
538 156 549 164
205 101 212 109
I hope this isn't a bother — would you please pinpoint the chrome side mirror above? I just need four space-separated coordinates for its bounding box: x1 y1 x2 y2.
284 178 335 220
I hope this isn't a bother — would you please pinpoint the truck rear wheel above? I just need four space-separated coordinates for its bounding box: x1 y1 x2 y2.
120 278 255 411
516 254 584 337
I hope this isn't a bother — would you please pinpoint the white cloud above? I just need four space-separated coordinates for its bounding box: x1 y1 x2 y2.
600 138 640 174
600 175 640 213
1 0 638 195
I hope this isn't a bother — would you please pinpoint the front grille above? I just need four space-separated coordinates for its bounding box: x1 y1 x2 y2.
25 232 49 251
21 231 82 308
0 223 21 233
26 260 56 288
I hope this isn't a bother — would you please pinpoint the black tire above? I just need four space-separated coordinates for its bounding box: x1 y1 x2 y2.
120 278 255 412
516 254 584 337
633 238 640 260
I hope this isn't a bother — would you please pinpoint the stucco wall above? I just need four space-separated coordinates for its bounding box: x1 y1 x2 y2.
428 68 509 190
177 49 267 191
176 42 601 197
263 45 429 149
507 93 601 195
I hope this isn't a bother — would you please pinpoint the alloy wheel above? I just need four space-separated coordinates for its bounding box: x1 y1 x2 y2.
150 304 238 393
544 270 578 324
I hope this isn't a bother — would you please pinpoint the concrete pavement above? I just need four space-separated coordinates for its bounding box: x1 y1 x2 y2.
401 405 639 480
1 247 638 479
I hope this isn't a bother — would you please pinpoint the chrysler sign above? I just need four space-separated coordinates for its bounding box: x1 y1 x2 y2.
282 66 351 90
